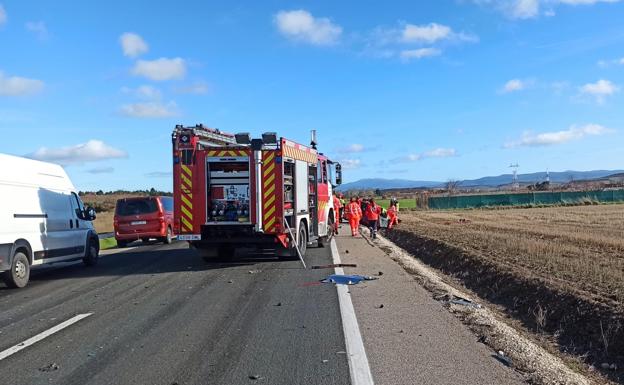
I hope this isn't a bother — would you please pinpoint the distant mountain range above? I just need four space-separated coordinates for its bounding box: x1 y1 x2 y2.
337 170 624 191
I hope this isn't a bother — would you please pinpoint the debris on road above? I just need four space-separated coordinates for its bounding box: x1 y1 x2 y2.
376 304 384 309
248 374 262 380
227 280 233 284
38 363 59 372
449 297 482 309
311 263 357 269
275 302 282 307
377 271 384 276
493 351 512 367
320 274 379 285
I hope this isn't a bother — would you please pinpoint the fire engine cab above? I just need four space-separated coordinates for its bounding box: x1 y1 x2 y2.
172 125 342 260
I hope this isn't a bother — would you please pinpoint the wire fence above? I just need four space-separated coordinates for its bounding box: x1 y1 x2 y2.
425 189 624 209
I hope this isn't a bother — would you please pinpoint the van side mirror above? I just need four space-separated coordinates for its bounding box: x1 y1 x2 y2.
335 163 342 186
84 207 97 221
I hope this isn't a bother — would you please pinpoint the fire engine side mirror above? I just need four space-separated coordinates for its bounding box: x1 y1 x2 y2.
335 163 342 186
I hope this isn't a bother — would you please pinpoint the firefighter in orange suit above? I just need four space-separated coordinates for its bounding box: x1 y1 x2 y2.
346 197 362 236
333 193 342 234
387 202 399 229
365 198 382 239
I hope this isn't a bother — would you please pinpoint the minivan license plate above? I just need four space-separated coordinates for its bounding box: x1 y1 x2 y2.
131 221 147 225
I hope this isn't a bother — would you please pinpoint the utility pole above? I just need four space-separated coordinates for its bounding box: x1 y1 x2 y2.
509 164 519 190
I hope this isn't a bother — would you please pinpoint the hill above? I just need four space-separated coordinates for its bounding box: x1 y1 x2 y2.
338 170 624 191
337 178 442 191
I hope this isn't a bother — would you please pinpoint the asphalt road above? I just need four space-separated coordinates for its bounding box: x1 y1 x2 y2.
0 242 350 385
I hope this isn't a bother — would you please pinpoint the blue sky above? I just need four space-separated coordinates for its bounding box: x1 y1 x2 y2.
0 0 623 191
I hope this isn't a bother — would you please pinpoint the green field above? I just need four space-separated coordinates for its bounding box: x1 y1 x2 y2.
376 198 416 210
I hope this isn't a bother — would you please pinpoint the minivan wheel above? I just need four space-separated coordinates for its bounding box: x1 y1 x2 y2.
83 241 99 267
3 252 30 288
163 227 173 245
117 240 128 248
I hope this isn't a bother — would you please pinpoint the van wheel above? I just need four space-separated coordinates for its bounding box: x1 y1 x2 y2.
3 252 30 288
117 240 128 248
163 227 173 244
83 241 99 267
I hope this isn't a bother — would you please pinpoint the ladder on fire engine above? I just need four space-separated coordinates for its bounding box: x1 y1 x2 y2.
174 124 240 147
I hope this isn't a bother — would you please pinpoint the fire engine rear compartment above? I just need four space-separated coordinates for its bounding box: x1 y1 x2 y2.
191 149 317 257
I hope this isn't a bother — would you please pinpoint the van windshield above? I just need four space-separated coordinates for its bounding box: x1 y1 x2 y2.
116 199 158 216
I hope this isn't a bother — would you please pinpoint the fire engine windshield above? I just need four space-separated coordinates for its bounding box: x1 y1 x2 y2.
207 160 250 223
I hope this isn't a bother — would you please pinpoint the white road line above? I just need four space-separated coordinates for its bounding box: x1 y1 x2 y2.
330 239 375 385
0 313 93 361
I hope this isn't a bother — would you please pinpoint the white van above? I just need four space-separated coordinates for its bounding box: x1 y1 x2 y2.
0 153 99 288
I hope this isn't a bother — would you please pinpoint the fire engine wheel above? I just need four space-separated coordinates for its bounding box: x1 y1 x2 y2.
318 216 335 248
294 223 307 257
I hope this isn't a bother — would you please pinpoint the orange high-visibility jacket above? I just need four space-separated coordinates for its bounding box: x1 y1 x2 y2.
346 202 362 219
365 203 382 221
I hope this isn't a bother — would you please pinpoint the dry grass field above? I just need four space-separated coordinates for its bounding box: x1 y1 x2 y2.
385 204 624 381
398 205 624 303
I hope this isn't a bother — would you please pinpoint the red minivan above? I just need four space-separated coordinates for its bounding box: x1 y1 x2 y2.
114 196 174 247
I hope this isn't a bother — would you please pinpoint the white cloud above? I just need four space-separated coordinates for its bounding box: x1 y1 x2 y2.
120 32 149 58
504 124 613 148
597 57 624 67
25 21 48 39
0 5 6 26
29 140 127 165
87 167 114 174
401 23 478 44
423 148 457 158
131 57 186 81
502 79 526 93
274 9 342 45
339 159 361 169
470 0 621 19
146 171 172 178
579 79 619 103
174 82 209 94
337 144 366 153
0 71 44 96
122 85 162 100
558 0 621 4
402 23 451 43
120 101 178 118
400 48 442 60
398 147 457 162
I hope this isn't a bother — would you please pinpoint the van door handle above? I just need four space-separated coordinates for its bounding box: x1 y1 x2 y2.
70 219 73 229
76 219 79 228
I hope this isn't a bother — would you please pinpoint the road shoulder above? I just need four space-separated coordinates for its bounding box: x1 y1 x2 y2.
334 231 526 385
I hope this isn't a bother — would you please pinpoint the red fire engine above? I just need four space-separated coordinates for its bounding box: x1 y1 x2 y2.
172 125 342 260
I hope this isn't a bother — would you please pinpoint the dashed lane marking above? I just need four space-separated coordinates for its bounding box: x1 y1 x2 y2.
0 313 93 361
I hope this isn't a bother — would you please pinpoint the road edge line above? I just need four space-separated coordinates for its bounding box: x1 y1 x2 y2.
0 313 93 361
330 238 375 385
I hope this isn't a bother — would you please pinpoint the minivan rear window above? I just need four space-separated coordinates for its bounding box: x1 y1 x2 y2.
161 197 173 212
116 199 158 216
